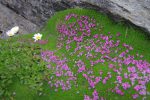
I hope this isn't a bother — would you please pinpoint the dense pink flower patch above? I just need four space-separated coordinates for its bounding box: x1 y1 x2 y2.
122 82 131 90
41 13 150 99
41 51 77 91
84 90 100 100
83 73 102 88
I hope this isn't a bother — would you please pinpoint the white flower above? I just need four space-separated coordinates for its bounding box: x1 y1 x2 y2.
33 33 42 42
10 26 19 34
6 26 19 37
6 30 15 37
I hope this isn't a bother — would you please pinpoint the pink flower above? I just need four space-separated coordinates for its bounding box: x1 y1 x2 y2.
55 72 62 77
99 70 103 75
83 74 88 79
139 89 146 95
89 23 96 28
123 58 132 65
66 71 73 77
140 55 143 58
134 85 141 91
65 14 78 20
128 67 136 73
66 45 71 50
73 36 83 42
119 52 126 57
138 80 146 85
115 89 124 95
102 79 107 84
78 65 86 73
95 47 100 52
132 94 139 99
95 77 101 83
122 82 131 90
84 90 99 100
62 64 69 70
109 64 114 68
124 73 128 79
89 80 95 88
47 64 51 69
74 36 78 41
93 34 98 38
116 32 121 36
123 43 129 48
117 76 122 83
93 90 99 100
108 32 111 34
129 46 133 50
84 95 91 100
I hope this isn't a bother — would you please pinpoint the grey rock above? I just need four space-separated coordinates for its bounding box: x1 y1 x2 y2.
80 0 150 33
0 0 54 26
0 3 39 38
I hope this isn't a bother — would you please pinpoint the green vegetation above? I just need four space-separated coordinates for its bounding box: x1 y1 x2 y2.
0 8 150 100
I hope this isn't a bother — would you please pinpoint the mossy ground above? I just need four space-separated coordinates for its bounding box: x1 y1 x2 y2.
0 8 150 100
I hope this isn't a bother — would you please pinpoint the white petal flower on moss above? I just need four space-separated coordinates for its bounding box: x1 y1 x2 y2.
10 26 19 34
6 26 19 37
33 33 42 42
6 30 15 37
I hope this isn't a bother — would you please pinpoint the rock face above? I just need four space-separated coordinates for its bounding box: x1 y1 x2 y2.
80 0 150 33
0 0 73 38
0 0 72 27
0 0 150 38
0 3 39 38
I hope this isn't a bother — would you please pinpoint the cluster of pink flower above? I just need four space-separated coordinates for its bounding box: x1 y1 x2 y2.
41 51 77 91
41 13 150 99
84 90 106 100
102 72 112 84
82 73 102 88
65 13 78 21
57 14 96 45
76 60 86 73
